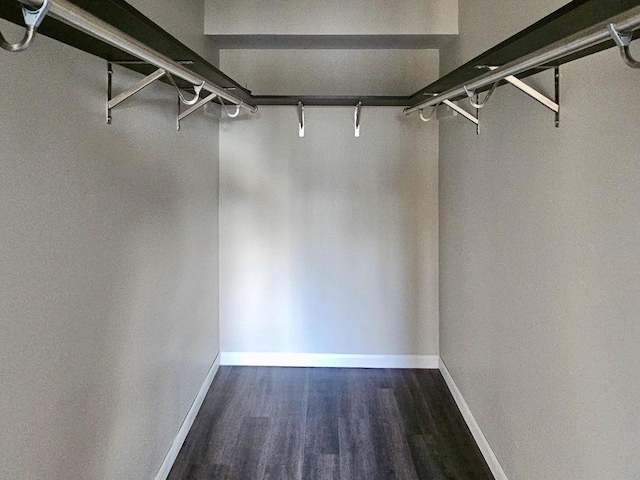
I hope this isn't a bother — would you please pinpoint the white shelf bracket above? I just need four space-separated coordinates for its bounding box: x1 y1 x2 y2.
442 99 479 127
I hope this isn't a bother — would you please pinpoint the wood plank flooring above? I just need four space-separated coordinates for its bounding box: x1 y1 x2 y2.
167 367 493 480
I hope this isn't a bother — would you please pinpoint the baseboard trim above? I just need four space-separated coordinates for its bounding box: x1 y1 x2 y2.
154 353 221 480
439 358 508 480
220 352 439 369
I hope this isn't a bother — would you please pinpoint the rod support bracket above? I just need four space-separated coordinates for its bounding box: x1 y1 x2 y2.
217 97 243 118
608 23 633 47
179 81 205 106
607 24 640 69
23 0 50 29
0 0 50 52
419 104 438 122
297 102 305 137
354 102 362 137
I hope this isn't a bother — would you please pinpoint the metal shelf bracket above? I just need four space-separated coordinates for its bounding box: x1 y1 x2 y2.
177 92 218 131
478 65 561 127
442 99 479 128
107 63 166 124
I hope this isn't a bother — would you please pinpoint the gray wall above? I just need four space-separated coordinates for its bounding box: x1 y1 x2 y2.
206 0 457 35
220 49 439 96
0 0 220 478
219 106 439 356
439 1 640 479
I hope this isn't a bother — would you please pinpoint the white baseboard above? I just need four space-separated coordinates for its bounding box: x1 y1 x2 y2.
220 352 439 369
439 358 508 480
154 353 221 480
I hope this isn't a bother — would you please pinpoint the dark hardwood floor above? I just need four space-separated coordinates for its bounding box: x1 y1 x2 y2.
168 367 493 480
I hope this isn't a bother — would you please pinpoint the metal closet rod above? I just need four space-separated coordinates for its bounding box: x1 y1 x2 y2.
17 0 258 114
404 5 640 115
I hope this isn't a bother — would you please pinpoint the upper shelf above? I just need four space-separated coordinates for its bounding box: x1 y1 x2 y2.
1 0 638 108
209 34 456 50
408 0 640 105
0 0 254 101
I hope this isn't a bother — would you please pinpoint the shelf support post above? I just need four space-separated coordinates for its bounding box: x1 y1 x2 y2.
555 66 561 128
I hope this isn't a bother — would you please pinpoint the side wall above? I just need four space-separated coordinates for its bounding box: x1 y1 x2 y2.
0 1 220 479
439 1 640 479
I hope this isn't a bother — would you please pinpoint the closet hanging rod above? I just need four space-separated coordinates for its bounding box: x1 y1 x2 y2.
404 5 640 115
15 0 258 114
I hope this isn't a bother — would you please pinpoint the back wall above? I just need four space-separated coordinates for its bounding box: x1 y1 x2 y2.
219 106 439 356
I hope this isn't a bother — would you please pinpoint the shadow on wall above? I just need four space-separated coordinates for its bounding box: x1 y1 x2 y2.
219 107 439 356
